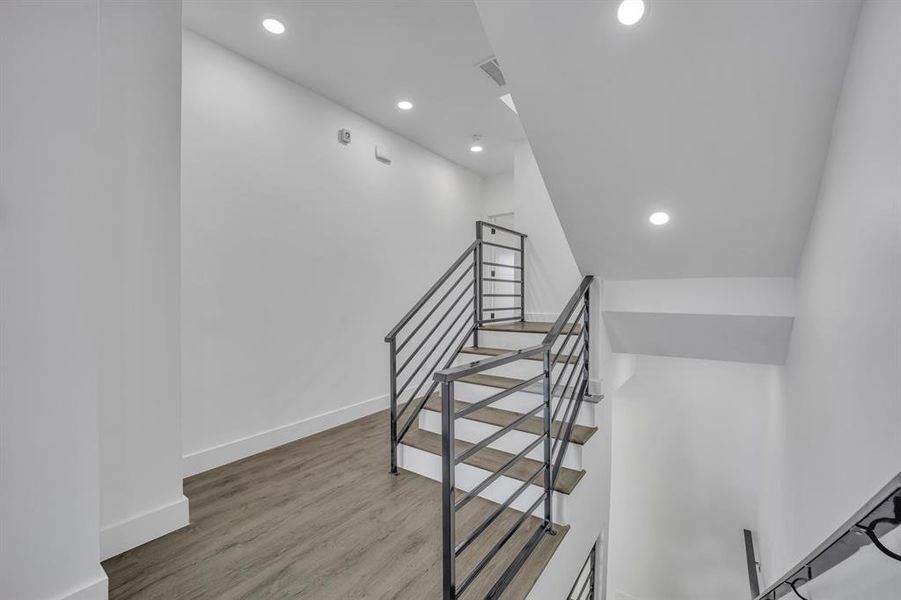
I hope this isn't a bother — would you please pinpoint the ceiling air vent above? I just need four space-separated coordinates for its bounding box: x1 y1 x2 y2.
478 57 506 87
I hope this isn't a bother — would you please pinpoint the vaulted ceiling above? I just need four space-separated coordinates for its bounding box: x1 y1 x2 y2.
476 0 862 279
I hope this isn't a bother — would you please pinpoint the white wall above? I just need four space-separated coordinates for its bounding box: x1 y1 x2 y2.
97 0 187 561
757 1 901 596
0 5 107 598
482 171 514 217
1 5 186 594
180 31 485 474
606 355 775 600
513 141 582 318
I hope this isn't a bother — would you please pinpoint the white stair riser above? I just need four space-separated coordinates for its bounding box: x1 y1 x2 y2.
398 443 570 525
418 409 584 470
453 352 568 380
475 330 582 353
453 382 596 427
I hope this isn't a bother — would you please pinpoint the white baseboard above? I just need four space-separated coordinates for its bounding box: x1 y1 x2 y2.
183 393 389 477
53 574 108 600
100 495 189 560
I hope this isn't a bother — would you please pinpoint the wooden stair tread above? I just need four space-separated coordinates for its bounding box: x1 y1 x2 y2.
461 346 579 364
402 423 585 495
459 373 525 390
478 321 582 334
420 394 596 445
456 373 591 403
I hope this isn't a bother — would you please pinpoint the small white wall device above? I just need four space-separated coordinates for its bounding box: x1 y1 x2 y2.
338 128 351 145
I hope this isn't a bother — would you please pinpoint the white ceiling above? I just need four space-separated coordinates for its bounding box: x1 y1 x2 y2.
476 0 862 278
183 0 524 176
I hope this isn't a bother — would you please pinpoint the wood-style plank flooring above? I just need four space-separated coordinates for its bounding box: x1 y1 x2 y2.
102 411 565 599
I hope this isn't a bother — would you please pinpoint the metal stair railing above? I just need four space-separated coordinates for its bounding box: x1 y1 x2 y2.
432 274 594 599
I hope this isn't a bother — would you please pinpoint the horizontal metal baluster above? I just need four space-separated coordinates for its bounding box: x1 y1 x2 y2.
396 321 475 442
548 305 582 366
483 277 522 283
481 240 523 253
483 293 520 297
551 318 585 371
454 373 544 418
550 346 586 418
548 332 584 399
479 315 525 324
482 261 522 270
396 267 471 353
485 524 547 599
476 220 528 238
456 493 546 597
552 369 586 453
455 434 546 512
386 240 479 343
455 404 544 465
396 312 473 424
481 305 523 312
396 282 473 374
552 379 588 485
455 464 545 557
396 303 472 400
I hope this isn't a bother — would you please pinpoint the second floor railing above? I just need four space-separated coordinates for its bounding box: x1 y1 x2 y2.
433 274 594 599
385 222 529 474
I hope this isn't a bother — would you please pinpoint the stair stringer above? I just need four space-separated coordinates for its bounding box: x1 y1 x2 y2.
525 397 613 600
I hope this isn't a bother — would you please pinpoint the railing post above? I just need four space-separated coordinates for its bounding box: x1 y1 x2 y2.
389 339 398 474
543 347 554 533
441 380 456 600
520 233 526 322
473 223 482 348
583 285 590 396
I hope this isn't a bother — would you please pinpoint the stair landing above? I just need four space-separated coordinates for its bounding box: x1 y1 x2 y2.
102 411 565 600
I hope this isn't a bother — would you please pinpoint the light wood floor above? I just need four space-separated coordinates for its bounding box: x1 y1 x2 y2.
102 411 565 599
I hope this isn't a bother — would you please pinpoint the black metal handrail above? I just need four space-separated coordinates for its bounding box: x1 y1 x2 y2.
755 472 901 600
567 541 597 600
385 223 530 474
432 275 594 599
385 241 478 474
385 240 479 342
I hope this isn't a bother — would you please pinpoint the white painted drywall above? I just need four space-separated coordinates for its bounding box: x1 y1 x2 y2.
513 142 582 317
482 171 515 217
1 3 107 599
606 355 776 600
602 278 795 317
757 1 901 595
180 31 485 473
97 0 188 560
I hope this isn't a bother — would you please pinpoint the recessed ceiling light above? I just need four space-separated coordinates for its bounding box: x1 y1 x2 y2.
262 18 286 35
649 211 670 225
397 100 413 111
470 145 484 153
470 135 484 153
617 0 646 26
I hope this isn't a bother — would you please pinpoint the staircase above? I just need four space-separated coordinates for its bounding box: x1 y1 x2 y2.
385 222 600 599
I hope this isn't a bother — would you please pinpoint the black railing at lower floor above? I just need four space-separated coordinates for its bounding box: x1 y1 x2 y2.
755 472 901 600
567 541 597 600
